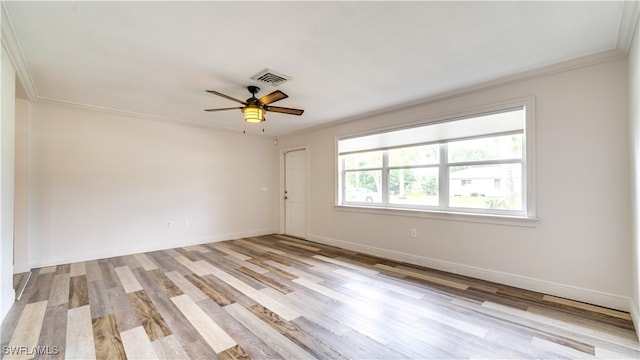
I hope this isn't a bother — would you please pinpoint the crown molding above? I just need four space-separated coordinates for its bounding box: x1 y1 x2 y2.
281 48 626 138
617 0 640 54
35 97 268 138
1 1 37 100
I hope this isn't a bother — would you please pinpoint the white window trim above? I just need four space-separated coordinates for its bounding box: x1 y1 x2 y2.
334 204 538 227
334 96 537 226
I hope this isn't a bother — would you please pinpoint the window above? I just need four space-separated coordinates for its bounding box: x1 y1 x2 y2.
338 100 535 218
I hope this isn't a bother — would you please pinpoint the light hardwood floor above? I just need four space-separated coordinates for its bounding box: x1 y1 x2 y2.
1 234 638 359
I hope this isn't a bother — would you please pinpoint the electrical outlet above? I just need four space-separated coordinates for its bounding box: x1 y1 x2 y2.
167 221 173 228
410 228 417 238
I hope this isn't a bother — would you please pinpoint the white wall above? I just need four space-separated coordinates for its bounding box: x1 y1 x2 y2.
278 57 631 310
28 101 278 267
628 17 640 336
0 46 16 321
13 98 29 273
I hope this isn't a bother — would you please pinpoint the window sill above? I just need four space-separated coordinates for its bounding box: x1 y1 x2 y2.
334 204 538 228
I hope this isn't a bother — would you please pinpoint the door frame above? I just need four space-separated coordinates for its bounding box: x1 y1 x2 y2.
280 145 310 238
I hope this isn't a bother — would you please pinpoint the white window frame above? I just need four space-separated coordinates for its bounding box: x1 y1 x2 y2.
335 97 537 227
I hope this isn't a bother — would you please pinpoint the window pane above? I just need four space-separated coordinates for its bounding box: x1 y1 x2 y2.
344 170 382 203
448 134 523 163
343 151 383 170
389 168 439 206
388 144 439 167
449 164 522 210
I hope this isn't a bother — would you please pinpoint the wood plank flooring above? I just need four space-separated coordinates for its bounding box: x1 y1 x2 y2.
1 234 638 359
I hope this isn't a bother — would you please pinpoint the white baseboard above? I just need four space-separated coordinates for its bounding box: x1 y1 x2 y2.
631 299 640 342
28 228 278 269
308 233 631 312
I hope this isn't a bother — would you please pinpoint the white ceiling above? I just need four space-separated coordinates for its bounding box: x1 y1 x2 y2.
3 1 634 136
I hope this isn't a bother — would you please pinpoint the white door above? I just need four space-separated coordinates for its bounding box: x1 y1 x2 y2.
284 149 307 239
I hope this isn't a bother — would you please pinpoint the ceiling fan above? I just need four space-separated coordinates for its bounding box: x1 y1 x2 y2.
205 85 304 124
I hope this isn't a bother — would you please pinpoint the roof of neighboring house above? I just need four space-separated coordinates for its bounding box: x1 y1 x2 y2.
449 166 522 180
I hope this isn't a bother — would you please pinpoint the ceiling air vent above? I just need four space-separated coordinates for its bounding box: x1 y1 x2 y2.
251 69 291 87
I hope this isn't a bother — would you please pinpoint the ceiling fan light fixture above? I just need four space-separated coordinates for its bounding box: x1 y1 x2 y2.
242 105 265 124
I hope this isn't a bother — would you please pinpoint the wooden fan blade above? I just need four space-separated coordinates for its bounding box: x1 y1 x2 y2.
267 106 304 116
259 90 288 105
204 107 243 112
206 90 246 105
